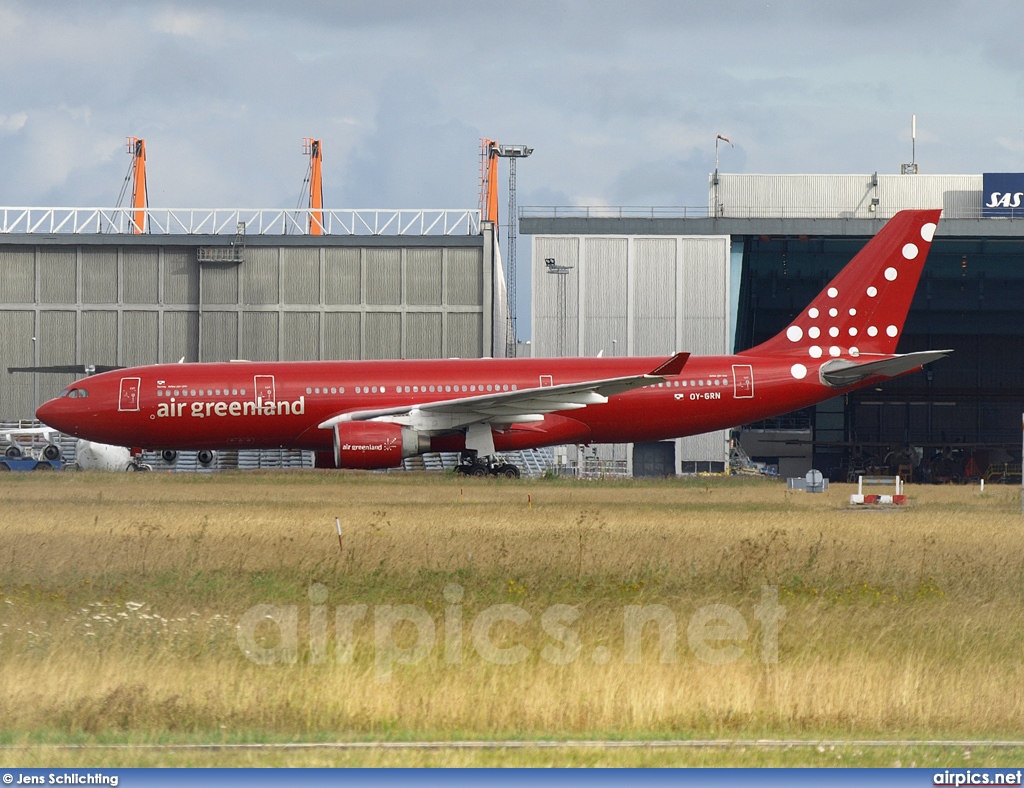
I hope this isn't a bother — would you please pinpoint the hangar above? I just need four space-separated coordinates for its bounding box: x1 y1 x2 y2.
0 207 504 470
522 172 1024 482
530 233 731 476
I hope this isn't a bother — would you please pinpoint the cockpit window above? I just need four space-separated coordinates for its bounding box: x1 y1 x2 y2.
66 388 89 399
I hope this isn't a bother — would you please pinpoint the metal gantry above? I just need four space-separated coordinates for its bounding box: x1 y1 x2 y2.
494 144 533 357
0 207 481 236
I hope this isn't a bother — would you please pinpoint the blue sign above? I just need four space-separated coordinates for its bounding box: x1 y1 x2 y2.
982 172 1024 217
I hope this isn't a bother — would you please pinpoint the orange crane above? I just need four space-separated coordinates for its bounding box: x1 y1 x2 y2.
303 138 324 235
125 137 147 234
479 139 500 224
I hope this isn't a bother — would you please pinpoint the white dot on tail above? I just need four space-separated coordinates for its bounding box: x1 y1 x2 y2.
808 326 820 339
829 346 841 357
850 347 860 357
886 325 898 337
829 308 838 317
867 286 878 297
791 364 807 380
786 325 803 342
902 243 919 260
849 308 857 316
809 346 822 358
885 267 898 281
868 326 878 337
827 287 838 298
829 326 839 337
849 327 858 336
809 307 819 318
921 223 936 242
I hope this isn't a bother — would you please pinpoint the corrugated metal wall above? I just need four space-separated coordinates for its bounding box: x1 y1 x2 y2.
531 234 731 467
714 174 983 218
0 242 487 420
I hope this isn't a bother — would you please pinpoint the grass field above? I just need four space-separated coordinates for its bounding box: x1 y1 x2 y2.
1 471 1023 767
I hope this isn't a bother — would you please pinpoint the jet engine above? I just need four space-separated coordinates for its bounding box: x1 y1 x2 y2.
332 422 430 469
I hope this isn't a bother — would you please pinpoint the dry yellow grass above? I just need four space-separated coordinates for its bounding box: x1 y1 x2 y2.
1 471 1023 753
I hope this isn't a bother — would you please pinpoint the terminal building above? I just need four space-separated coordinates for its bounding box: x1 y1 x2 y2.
522 172 1024 481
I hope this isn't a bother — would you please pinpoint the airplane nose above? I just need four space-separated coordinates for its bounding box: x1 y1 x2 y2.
36 398 71 432
36 398 55 423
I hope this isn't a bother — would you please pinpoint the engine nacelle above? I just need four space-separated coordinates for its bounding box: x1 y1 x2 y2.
333 422 430 470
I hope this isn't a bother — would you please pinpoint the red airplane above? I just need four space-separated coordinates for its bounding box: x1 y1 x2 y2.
37 209 950 477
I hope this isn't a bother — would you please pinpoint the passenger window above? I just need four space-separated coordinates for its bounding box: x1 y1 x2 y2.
307 387 313 394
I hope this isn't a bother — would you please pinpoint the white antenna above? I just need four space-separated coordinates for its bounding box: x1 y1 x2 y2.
902 115 918 174
912 114 916 165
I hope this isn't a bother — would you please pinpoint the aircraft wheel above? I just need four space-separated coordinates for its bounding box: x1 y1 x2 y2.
469 464 488 478
42 444 61 461
5 446 21 459
498 464 521 479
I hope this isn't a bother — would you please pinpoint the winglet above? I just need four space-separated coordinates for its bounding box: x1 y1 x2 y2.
649 352 689 377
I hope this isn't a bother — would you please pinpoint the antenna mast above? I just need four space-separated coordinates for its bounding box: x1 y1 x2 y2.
901 115 918 175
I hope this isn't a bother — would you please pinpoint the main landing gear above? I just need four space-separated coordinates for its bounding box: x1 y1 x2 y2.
457 452 521 478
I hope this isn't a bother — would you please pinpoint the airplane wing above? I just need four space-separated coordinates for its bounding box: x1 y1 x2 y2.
819 350 952 388
317 352 690 434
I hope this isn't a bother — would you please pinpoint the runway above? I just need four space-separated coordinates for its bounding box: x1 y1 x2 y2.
3 740 1023 751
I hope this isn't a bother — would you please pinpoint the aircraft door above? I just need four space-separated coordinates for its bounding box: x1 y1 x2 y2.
254 375 276 404
732 364 754 399
118 377 141 411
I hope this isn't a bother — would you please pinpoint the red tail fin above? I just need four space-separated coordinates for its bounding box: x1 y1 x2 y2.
746 209 941 360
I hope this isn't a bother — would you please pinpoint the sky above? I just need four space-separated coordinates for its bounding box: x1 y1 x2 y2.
1 0 1023 329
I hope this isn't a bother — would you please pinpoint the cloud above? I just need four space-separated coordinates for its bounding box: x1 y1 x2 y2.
339 75 480 208
0 112 27 133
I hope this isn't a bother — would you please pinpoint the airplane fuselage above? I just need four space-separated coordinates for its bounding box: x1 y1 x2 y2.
38 354 860 454
35 210 949 470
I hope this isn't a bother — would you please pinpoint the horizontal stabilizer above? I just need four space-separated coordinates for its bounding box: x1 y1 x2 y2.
820 350 952 388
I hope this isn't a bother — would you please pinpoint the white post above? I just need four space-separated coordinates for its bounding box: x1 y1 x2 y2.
858 476 863 496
